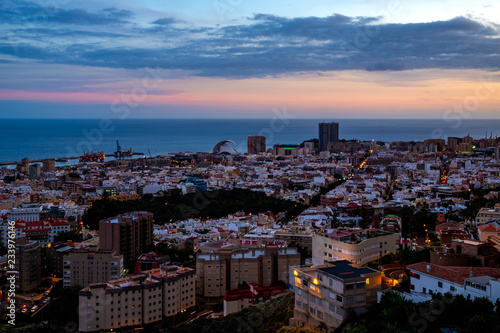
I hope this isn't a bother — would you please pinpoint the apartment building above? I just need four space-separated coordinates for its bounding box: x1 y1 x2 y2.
312 229 399 267
289 260 381 332
78 264 195 332
15 238 42 292
274 226 314 251
196 245 300 304
99 211 153 270
63 247 124 288
477 204 500 224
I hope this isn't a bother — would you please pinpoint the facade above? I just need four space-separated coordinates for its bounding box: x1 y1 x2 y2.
11 218 71 247
7 203 42 222
289 260 381 332
29 164 42 180
478 221 500 241
319 122 339 152
407 262 500 303
312 230 399 267
63 248 124 288
99 211 153 270
43 159 56 172
196 247 300 304
477 204 500 225
436 225 468 244
15 238 42 292
78 264 195 332
430 239 497 267
134 252 170 274
46 242 74 278
274 227 314 252
247 135 266 154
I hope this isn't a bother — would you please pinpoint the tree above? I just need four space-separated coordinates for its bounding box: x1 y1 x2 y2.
54 230 82 243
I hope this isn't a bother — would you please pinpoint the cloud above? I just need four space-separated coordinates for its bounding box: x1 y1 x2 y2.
0 1 133 26
152 17 180 25
1 3 500 79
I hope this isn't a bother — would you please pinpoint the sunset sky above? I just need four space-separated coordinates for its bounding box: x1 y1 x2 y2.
1 0 499 118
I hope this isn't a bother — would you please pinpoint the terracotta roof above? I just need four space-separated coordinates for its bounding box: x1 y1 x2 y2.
479 223 500 232
407 262 500 284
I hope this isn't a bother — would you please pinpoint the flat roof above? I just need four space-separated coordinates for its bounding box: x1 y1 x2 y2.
319 260 378 280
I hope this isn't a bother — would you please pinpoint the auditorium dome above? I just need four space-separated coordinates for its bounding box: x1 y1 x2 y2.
212 140 239 155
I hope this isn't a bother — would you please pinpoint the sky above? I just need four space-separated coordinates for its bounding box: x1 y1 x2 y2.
0 0 499 119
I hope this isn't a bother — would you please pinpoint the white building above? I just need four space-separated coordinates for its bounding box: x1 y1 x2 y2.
407 262 500 303
312 230 399 267
7 203 42 222
4 219 71 247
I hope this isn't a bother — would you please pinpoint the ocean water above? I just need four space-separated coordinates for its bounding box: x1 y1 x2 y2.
0 118 499 163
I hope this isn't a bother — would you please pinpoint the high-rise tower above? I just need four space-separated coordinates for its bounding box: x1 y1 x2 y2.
318 122 339 151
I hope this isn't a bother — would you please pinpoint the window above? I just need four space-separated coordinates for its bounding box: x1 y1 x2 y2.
438 282 443 288
356 282 365 289
346 284 354 290
450 286 456 292
410 284 415 290
356 307 366 315
411 272 420 279
346 297 354 304
336 295 342 302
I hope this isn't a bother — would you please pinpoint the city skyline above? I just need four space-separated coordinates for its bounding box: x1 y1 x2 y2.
1 1 499 119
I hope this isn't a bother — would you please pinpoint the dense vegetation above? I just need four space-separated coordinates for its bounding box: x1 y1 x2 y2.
310 179 345 206
345 291 500 333
83 189 307 229
172 292 295 333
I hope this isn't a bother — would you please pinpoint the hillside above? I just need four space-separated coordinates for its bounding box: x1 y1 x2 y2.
172 292 297 333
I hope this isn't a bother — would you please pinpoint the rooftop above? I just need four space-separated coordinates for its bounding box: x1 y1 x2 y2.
407 262 500 285
318 260 379 280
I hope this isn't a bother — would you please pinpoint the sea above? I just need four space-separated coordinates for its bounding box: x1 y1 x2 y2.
0 118 499 164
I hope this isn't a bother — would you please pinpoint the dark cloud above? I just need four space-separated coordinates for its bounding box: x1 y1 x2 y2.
152 17 180 25
102 7 134 20
1 4 499 78
0 2 132 26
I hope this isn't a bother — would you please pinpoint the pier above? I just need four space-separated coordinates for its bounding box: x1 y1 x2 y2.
0 152 144 166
